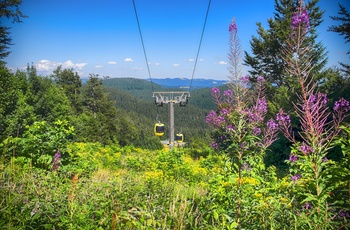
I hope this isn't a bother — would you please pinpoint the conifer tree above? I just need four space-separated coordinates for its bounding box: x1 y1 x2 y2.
0 0 26 63
51 66 83 112
329 4 350 76
244 0 327 114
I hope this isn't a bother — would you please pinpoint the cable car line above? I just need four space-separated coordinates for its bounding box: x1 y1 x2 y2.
132 0 154 93
132 0 212 93
189 0 212 92
132 0 212 145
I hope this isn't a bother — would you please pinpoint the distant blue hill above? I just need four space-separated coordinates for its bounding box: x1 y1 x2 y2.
147 78 228 89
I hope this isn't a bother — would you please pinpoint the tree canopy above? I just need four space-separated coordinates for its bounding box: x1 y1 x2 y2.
0 0 26 63
329 4 350 75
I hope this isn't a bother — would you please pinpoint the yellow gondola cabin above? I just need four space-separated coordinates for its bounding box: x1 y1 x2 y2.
175 133 184 143
154 123 165 136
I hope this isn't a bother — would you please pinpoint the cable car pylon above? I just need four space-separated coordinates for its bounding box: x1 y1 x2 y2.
153 91 190 148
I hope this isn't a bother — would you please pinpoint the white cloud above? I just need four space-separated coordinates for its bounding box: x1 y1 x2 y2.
124 58 134 62
132 67 143 70
217 61 227 65
74 62 87 69
36 60 57 71
199 58 204 62
95 65 104 68
173 63 180 67
186 58 195 62
62 60 75 68
155 62 160 66
108 61 117 64
35 59 87 72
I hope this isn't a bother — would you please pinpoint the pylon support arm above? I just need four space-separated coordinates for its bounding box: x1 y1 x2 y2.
153 91 190 106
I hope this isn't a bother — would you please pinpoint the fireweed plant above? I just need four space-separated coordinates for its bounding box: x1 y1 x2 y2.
206 18 279 228
281 1 350 228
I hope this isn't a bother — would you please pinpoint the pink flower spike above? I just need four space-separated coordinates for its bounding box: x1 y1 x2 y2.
229 18 237 32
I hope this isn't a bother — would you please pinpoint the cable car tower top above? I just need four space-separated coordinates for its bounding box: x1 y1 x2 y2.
153 91 190 107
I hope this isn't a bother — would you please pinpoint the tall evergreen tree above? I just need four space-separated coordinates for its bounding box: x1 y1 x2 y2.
244 0 327 113
51 66 83 112
329 4 350 76
78 74 118 144
0 0 26 63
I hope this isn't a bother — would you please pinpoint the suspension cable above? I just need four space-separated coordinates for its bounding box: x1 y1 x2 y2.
189 0 212 91
132 0 212 92
132 0 155 93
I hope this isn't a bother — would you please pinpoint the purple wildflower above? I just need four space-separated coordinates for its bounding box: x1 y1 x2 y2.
291 174 302 183
223 89 232 97
216 115 226 126
305 93 328 110
257 76 265 83
276 109 291 125
226 124 235 133
263 118 279 147
266 119 279 131
300 145 314 155
247 110 260 123
220 108 230 116
211 87 220 96
322 157 328 162
240 75 250 84
303 202 313 210
337 210 350 220
334 98 350 112
219 135 227 142
229 19 237 32
257 98 268 114
320 93 328 105
289 154 298 163
206 110 226 127
252 127 261 136
291 9 309 29
211 142 219 150
206 110 217 125
52 150 61 170
241 162 252 171
309 94 317 104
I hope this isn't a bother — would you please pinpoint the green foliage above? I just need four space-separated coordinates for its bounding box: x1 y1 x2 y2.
2 120 75 170
318 67 350 106
51 66 83 112
0 0 27 62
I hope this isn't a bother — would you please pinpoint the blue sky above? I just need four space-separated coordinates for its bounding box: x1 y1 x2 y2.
4 0 350 80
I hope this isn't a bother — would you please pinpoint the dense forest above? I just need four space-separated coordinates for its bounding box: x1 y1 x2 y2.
1 0 350 229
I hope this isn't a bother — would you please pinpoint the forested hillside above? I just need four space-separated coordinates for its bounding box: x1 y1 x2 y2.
103 77 227 147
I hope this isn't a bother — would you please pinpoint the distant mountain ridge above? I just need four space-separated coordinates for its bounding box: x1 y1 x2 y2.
147 78 228 89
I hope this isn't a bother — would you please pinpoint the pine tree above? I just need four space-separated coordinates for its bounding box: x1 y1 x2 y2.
244 0 327 114
51 66 83 112
0 0 26 63
329 4 350 76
